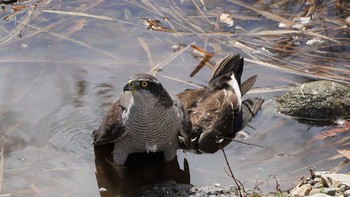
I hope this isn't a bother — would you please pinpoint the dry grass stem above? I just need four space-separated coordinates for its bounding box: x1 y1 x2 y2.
220 137 264 148
0 4 35 47
1 0 104 48
222 148 245 197
160 75 203 88
148 41 195 76
137 37 154 68
21 23 121 60
228 0 293 26
41 10 141 27
246 86 293 94
245 58 350 84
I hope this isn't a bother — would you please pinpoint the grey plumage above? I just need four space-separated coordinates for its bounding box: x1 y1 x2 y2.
92 74 192 165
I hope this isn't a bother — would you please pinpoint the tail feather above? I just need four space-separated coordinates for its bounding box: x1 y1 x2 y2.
210 54 243 83
241 75 257 96
208 54 244 91
210 54 243 79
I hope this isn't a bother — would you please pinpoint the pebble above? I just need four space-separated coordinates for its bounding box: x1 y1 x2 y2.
322 187 339 195
308 188 322 195
290 172 350 197
289 184 312 196
344 189 350 197
313 182 323 188
307 193 333 197
138 171 350 197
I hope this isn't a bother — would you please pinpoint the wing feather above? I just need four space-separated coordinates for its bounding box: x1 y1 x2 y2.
92 93 131 145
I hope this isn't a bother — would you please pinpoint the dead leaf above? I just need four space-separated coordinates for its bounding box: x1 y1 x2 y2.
12 4 27 12
189 45 214 77
219 13 234 27
139 18 174 32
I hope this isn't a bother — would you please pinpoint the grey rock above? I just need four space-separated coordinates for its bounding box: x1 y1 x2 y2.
140 172 350 197
315 171 350 187
340 184 349 192
289 184 313 196
189 184 239 197
308 188 322 195
276 80 350 125
141 180 193 197
313 182 323 188
344 189 350 197
321 187 340 195
307 193 332 197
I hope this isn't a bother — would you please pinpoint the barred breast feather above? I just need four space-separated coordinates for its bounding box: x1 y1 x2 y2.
92 73 192 165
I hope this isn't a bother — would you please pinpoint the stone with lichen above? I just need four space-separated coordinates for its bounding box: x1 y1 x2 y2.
276 80 350 125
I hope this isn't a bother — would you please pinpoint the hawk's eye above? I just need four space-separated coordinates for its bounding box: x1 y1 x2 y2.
141 81 148 88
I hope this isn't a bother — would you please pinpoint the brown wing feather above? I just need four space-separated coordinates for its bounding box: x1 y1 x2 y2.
176 89 205 109
92 93 131 145
177 55 258 153
193 89 237 130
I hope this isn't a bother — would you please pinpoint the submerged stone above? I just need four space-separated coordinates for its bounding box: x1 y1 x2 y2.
276 80 350 125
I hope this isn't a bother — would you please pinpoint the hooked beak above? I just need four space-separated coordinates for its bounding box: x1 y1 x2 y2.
123 81 134 92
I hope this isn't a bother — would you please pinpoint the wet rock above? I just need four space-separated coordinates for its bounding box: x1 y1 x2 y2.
189 184 239 197
140 181 242 197
340 184 349 192
315 171 350 187
289 184 312 196
140 171 350 197
322 187 340 195
313 182 323 188
344 189 350 197
276 80 350 125
307 193 333 197
308 188 322 195
141 180 193 197
290 171 350 197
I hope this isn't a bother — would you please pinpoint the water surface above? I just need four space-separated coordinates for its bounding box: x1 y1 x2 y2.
0 0 349 196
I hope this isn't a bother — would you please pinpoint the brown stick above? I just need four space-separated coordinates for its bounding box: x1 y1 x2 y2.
221 148 245 197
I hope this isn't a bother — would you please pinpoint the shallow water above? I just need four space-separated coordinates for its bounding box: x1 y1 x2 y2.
0 0 350 196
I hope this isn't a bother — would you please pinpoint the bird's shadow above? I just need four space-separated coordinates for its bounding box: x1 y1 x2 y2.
93 144 191 196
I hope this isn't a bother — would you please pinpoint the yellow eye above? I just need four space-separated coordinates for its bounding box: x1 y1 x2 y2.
141 81 148 88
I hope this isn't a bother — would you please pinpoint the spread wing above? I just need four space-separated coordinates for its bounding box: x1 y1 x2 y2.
92 92 131 145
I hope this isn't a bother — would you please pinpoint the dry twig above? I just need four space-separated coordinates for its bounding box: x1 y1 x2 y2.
221 148 245 197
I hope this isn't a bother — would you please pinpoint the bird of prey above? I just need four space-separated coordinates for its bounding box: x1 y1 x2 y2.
177 54 258 153
92 74 192 165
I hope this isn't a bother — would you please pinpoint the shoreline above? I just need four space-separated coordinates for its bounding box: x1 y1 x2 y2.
138 170 350 197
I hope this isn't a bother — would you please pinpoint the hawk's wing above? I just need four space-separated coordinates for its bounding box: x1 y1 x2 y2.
172 94 193 149
92 92 131 145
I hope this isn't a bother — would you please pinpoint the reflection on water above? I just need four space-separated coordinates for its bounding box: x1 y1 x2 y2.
94 144 190 196
0 0 349 196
